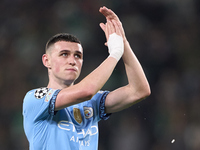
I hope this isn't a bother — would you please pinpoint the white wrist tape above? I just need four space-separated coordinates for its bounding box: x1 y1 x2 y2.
108 33 124 61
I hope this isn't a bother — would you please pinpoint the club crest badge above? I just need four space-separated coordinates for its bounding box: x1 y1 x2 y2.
84 107 93 119
73 108 82 124
34 87 49 99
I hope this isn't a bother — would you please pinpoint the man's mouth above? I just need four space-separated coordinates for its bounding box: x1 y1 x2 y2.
66 68 77 72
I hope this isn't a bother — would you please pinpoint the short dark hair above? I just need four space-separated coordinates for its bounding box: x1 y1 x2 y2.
45 33 81 53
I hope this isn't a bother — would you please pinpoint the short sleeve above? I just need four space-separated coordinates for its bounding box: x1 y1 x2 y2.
89 90 112 121
23 88 62 146
23 88 61 122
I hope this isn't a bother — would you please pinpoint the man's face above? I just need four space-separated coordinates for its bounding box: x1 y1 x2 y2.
47 41 83 85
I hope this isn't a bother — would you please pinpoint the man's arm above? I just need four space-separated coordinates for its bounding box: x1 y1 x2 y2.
99 6 151 113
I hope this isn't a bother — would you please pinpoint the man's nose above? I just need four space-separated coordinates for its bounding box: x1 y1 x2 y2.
68 55 76 66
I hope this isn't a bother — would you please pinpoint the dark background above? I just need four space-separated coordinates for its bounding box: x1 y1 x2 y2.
0 0 200 149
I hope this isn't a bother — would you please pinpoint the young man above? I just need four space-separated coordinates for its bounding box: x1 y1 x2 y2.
23 6 150 150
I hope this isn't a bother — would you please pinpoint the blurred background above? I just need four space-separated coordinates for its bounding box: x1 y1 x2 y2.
0 0 200 149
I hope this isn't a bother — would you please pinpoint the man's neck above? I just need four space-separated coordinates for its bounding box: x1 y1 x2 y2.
47 79 74 89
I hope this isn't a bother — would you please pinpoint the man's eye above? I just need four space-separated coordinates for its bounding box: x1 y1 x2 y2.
61 53 68 56
75 54 82 59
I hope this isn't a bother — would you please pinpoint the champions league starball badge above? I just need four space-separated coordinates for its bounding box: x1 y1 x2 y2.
34 87 49 99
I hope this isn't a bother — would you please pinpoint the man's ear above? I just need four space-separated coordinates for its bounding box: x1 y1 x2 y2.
42 54 51 69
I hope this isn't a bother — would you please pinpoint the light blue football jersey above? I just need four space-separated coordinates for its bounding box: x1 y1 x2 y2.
23 88 111 150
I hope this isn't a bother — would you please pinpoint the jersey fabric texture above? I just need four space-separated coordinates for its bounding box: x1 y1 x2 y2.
23 88 111 150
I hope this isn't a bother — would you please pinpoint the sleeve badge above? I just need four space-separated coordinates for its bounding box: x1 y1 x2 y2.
84 107 93 119
34 87 49 99
73 108 83 124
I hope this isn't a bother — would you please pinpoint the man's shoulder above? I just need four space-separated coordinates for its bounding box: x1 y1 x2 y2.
23 87 57 118
25 87 48 98
23 87 49 105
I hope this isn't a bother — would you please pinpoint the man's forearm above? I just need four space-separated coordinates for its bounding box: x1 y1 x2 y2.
122 40 150 94
79 56 118 96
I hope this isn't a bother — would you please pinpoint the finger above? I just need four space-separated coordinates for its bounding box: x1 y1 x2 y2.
99 6 119 21
100 7 123 33
100 22 109 41
99 6 109 17
99 23 106 32
105 22 109 41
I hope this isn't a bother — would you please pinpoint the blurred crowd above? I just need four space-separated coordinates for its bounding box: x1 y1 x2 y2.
0 0 200 149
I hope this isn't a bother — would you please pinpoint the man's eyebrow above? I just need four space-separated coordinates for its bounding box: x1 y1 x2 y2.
59 50 70 53
59 50 83 54
75 51 83 55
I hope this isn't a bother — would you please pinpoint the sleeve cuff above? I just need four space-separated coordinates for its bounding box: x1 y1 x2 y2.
99 91 112 120
49 89 61 116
